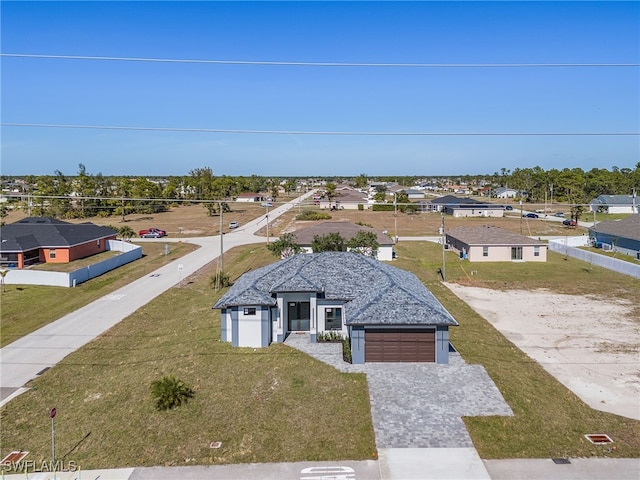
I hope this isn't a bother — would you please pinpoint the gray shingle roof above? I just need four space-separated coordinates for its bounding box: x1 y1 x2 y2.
293 221 393 246
590 195 638 206
214 252 458 327
589 215 640 241
0 217 118 252
447 225 546 246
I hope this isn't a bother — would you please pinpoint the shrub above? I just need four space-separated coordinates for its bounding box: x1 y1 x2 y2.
371 204 395 212
210 271 232 290
295 210 332 221
357 204 364 211
342 337 352 363
150 375 195 411
317 331 344 343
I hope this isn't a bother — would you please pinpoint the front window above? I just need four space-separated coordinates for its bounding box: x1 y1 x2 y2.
244 307 256 315
534 246 540 257
482 246 488 257
325 307 342 330
511 247 523 260
49 249 56 259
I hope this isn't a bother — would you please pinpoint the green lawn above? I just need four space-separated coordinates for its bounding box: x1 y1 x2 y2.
0 245 376 469
1 241 638 470
0 242 199 347
394 242 640 459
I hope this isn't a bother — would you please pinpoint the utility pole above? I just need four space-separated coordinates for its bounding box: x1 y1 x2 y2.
219 202 224 271
440 213 446 282
266 203 270 244
394 192 398 244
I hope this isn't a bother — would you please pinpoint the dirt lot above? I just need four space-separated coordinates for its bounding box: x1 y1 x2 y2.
447 285 640 421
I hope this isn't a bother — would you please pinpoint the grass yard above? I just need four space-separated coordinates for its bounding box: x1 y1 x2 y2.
0 242 199 347
0 245 375 469
393 241 640 459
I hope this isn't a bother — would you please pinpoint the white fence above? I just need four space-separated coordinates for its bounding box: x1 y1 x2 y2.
548 238 640 279
3 240 142 287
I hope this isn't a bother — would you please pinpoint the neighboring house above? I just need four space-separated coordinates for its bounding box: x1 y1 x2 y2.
236 193 267 203
589 195 638 214
446 225 547 262
319 187 368 210
589 215 640 258
493 187 520 199
429 195 504 218
0 217 118 268
404 189 426 200
213 252 458 364
293 221 394 261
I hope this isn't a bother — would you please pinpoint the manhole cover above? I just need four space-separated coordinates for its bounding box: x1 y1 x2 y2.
552 458 571 464
585 433 613 444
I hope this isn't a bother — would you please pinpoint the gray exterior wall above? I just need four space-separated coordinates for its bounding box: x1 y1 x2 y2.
349 326 366 364
436 326 450 364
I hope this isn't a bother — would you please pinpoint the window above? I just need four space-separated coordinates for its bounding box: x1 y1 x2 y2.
325 307 342 330
534 246 540 257
97 239 101 246
49 249 56 259
243 307 256 315
511 247 523 260
482 246 488 257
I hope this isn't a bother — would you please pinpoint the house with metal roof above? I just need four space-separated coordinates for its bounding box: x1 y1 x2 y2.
589 215 640 258
0 217 118 268
213 252 458 364
292 221 394 261
428 195 504 218
446 225 547 262
589 195 638 214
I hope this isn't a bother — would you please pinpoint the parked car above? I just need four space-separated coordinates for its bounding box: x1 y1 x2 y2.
563 219 577 226
523 213 539 218
139 227 167 237
505 205 514 211
140 231 163 238
229 221 239 229
554 212 565 217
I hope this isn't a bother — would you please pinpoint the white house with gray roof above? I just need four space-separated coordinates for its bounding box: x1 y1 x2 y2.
213 252 458 364
446 225 547 262
589 195 638 214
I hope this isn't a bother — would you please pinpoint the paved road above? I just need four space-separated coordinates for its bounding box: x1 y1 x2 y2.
0 192 315 404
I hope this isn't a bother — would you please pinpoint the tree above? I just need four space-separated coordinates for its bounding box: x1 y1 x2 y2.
0 269 8 293
353 173 368 189
312 232 346 252
150 375 195 411
267 233 303 258
0 205 8 225
347 231 379 258
118 226 135 241
324 182 337 207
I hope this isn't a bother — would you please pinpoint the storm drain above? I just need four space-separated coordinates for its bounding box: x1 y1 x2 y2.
585 433 614 445
552 458 571 464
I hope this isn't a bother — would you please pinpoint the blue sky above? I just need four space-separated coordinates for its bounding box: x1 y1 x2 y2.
1 1 638 177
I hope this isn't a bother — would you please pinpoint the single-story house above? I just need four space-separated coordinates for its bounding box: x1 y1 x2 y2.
404 189 426 200
213 252 458 364
236 193 267 202
292 221 394 261
446 225 547 262
589 195 638 214
589 215 640 258
319 188 368 210
0 217 118 268
493 187 520 199
429 195 504 218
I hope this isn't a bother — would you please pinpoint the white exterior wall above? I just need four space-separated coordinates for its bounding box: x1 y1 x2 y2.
317 300 348 337
237 306 264 347
467 245 547 262
221 310 232 342
451 207 504 218
299 245 393 261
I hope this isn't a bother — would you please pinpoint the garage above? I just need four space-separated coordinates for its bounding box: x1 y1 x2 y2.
365 328 435 362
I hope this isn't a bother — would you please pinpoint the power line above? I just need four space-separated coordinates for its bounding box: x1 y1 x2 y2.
2 53 639 68
1 123 638 136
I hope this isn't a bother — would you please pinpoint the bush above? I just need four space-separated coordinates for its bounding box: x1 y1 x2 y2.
210 271 232 290
295 210 332 221
150 375 195 411
317 331 344 342
371 204 395 212
342 337 352 363
357 204 364 211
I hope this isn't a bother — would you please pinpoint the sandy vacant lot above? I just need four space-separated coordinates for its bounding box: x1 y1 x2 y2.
447 285 640 421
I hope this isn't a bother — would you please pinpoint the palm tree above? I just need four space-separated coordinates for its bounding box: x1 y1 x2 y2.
118 226 135 241
0 269 9 293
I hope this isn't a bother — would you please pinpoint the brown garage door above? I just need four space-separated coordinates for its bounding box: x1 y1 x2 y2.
365 328 435 362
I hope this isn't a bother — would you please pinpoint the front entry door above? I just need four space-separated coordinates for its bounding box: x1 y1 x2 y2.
288 301 310 331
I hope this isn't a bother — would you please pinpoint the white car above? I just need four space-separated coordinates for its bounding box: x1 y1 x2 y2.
229 222 239 229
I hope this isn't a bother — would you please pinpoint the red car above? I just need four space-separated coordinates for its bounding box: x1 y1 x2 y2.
139 227 167 237
562 219 577 227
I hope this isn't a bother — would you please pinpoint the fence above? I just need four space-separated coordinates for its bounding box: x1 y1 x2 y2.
548 239 640 279
3 240 142 287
